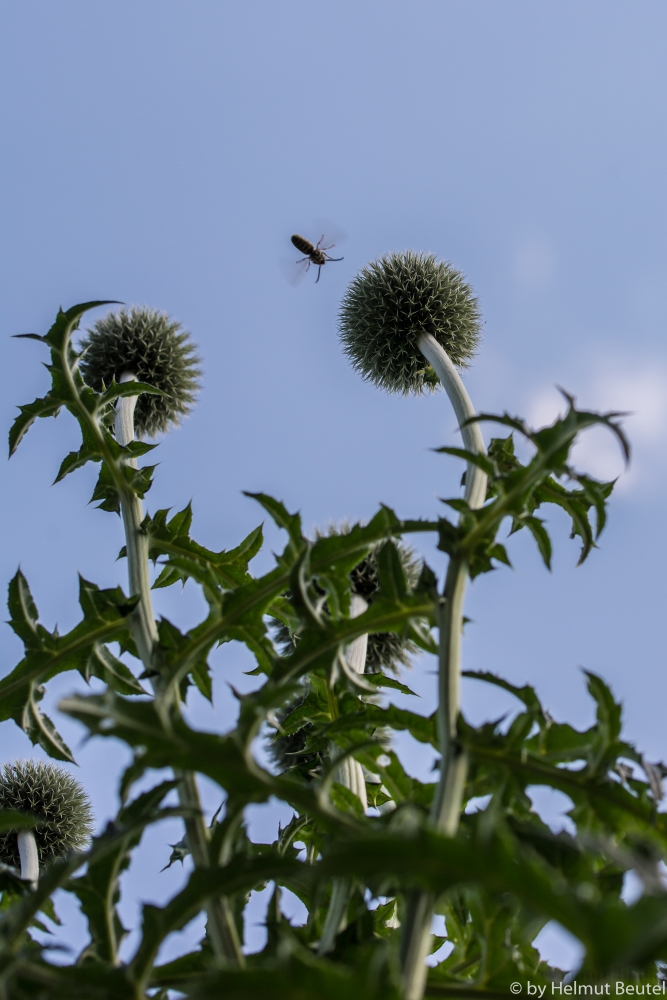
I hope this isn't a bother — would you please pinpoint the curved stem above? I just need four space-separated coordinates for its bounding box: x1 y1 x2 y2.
318 593 368 955
417 334 486 509
398 336 487 1000
115 379 244 967
18 829 38 890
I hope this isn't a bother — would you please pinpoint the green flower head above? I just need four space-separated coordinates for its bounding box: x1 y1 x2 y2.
272 535 422 675
339 251 482 394
79 307 201 437
0 760 93 868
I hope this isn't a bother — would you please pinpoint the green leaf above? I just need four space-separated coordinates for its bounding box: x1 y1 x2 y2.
364 673 418 697
375 540 409 603
0 572 136 757
244 492 304 562
8 393 62 457
518 515 552 570
97 379 165 407
316 827 667 976
328 703 438 747
462 671 546 721
0 810 39 833
155 947 376 999
59 689 360 833
21 684 75 762
128 856 308 990
9 301 118 458
84 643 146 695
7 569 44 649
145 505 263 597
0 852 85 949
68 780 180 966
434 446 496 478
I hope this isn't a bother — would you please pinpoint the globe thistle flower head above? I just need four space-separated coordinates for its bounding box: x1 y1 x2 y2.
0 760 93 868
265 684 324 780
350 543 422 673
271 527 422 674
79 307 201 437
339 251 482 394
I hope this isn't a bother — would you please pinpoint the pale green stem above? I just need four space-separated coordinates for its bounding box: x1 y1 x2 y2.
332 594 369 811
18 829 38 890
114 378 158 664
318 593 368 955
398 335 487 1000
115 376 243 966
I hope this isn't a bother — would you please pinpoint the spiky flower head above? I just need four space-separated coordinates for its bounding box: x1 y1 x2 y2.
79 307 201 437
339 251 482 394
268 536 423 776
349 543 422 673
272 534 422 674
0 760 93 868
265 684 325 781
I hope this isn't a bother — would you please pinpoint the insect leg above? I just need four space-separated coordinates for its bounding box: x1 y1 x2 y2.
315 265 322 283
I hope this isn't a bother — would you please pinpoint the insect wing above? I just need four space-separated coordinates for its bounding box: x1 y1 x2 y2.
279 255 311 286
312 219 347 252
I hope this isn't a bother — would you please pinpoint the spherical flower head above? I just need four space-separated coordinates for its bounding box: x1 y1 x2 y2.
348 543 422 673
0 760 93 868
271 529 423 675
268 537 423 776
79 307 201 438
339 251 482 394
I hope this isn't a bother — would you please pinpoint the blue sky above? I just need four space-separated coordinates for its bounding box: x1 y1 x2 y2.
1 0 666 969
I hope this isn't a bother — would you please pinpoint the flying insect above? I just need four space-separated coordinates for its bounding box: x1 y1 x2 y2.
291 234 343 283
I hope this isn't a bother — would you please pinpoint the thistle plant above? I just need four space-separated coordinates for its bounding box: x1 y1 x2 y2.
0 760 92 889
78 306 245 965
4 291 661 1000
271 539 422 676
80 307 200 666
340 251 488 996
270 533 423 953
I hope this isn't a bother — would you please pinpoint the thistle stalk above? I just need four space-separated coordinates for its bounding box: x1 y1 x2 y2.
338 250 485 993
17 829 38 890
114 376 158 665
318 593 368 955
331 594 369 812
115 379 243 966
398 334 486 1000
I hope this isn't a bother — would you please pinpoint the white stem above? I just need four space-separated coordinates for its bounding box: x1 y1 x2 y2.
319 594 369 955
18 829 38 888
346 594 369 670
318 878 351 955
398 336 488 1000
333 593 369 812
417 333 487 510
115 374 159 665
114 373 139 449
114 375 243 966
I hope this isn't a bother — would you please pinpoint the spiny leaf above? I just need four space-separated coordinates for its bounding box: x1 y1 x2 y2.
68 780 180 966
21 683 75 763
244 492 304 560
0 573 136 757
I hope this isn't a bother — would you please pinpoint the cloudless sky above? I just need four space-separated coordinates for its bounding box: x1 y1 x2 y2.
1 0 666 970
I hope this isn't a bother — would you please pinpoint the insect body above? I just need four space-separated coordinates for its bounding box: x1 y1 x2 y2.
291 234 343 283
